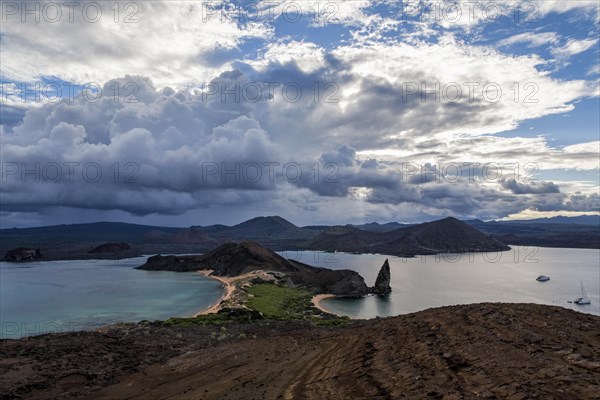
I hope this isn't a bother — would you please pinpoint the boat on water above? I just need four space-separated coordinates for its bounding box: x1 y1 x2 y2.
536 275 550 282
574 281 591 305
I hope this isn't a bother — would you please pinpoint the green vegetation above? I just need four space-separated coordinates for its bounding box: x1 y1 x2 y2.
244 284 351 326
160 308 262 327
244 284 313 320
157 283 351 328
161 313 235 327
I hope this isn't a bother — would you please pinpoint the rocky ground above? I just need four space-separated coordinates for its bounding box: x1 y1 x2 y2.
1 303 599 400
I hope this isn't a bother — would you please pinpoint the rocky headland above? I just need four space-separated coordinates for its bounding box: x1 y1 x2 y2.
137 241 371 297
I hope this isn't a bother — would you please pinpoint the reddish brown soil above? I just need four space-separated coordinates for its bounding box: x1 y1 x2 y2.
2 303 599 400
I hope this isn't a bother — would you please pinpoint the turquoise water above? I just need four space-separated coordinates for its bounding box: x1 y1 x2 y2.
0 257 223 339
279 247 600 318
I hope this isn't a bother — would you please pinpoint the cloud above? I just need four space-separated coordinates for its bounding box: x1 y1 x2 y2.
320 144 357 167
391 0 598 34
551 37 599 59
359 137 600 171
500 178 560 194
256 0 374 28
0 1 271 87
499 32 560 48
2 49 598 220
562 192 600 212
1 76 288 215
1 1 598 225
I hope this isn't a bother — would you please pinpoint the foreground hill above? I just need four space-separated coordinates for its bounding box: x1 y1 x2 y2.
138 241 370 296
309 217 510 255
2 303 598 399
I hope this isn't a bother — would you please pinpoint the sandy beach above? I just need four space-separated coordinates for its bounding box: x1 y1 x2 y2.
197 270 342 317
195 270 278 316
312 294 338 314
194 270 235 316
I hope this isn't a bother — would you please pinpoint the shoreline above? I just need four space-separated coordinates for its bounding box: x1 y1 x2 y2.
194 270 235 316
312 294 339 315
194 272 346 318
193 270 274 316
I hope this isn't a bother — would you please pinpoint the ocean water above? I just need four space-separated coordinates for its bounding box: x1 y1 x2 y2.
0 257 223 339
279 246 600 318
2 247 598 339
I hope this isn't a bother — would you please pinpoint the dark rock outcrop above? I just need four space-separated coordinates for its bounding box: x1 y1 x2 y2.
3 247 42 262
287 259 370 297
371 259 391 295
89 242 131 253
137 241 370 296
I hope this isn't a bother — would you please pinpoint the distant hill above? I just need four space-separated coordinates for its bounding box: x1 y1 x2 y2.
351 222 408 232
3 214 598 261
218 216 315 241
308 225 379 252
303 222 408 233
502 215 600 225
0 217 318 260
0 222 182 243
144 228 210 244
466 218 600 249
309 217 510 256
396 217 509 253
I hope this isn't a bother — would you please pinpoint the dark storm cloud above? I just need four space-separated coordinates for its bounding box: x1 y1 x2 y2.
500 178 561 194
1 58 597 221
0 104 27 129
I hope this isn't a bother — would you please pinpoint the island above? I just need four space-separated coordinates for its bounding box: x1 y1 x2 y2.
137 241 382 321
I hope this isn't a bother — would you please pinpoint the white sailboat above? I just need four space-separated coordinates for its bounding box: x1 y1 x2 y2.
574 281 591 305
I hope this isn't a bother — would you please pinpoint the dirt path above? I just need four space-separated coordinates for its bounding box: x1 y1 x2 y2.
90 303 600 400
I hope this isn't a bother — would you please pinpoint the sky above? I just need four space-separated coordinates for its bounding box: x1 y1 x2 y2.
0 0 599 228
